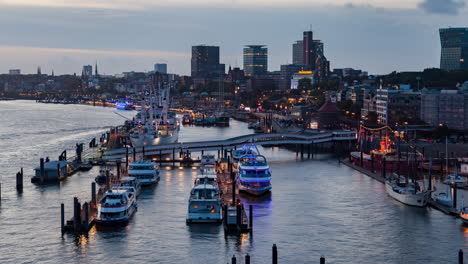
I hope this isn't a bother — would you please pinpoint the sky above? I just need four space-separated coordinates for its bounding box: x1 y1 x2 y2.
0 0 466 76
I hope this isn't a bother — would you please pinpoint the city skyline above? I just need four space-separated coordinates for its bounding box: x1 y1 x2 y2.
0 0 466 75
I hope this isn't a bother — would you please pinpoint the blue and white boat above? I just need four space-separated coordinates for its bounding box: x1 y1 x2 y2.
115 101 135 110
236 154 272 196
233 145 257 161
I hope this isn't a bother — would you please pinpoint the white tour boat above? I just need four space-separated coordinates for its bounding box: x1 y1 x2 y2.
186 184 222 223
200 154 216 166
236 154 272 196
119 176 142 197
128 160 160 186
96 188 137 225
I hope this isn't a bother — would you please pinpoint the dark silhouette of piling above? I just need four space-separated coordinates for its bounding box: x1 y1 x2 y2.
91 182 96 205
61 203 65 234
231 255 236 264
249 204 253 233
272 244 278 264
459 249 464 264
320 256 325 264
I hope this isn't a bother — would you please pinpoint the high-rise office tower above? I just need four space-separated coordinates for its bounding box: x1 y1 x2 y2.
303 31 315 68
154 63 167 74
82 65 92 78
440 28 468 71
191 45 225 78
243 45 268 76
292 40 303 65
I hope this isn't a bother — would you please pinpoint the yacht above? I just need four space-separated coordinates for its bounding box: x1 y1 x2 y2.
128 160 160 186
186 184 222 223
385 176 430 207
95 188 137 225
236 154 272 196
119 176 142 197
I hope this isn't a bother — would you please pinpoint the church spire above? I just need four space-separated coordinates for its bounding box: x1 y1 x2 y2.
95 61 99 77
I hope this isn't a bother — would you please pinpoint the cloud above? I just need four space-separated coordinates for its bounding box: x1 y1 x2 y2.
418 0 466 15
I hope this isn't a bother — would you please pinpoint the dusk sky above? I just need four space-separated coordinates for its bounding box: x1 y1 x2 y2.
0 0 466 75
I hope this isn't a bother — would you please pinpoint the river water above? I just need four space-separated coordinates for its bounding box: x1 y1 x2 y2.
1 100 468 264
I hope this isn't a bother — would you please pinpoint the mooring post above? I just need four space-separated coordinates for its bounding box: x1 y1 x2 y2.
117 161 121 180
142 146 145 157
459 249 464 264
272 244 278 264
320 256 325 264
218 149 220 159
382 158 386 178
428 158 433 192
236 201 241 228
360 151 363 167
16 170 23 192
91 182 96 206
125 147 129 168
231 255 237 264
245 254 251 264
40 158 45 183
249 204 253 232
172 148 176 168
73 197 79 232
84 202 89 231
300 144 304 159
307 144 311 159
453 184 458 209
371 153 374 173
133 147 136 161
61 203 65 234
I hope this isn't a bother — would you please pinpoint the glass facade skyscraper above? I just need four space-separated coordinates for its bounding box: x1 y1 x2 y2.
440 28 468 71
191 45 225 78
243 45 268 76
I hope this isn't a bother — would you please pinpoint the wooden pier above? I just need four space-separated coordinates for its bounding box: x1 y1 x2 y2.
62 163 126 234
216 159 252 234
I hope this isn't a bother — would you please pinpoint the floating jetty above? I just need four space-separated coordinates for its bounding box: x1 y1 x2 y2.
216 158 252 234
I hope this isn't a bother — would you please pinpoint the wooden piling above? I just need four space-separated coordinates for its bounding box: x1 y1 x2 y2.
272 244 278 264
453 184 458 209
84 202 89 231
91 182 96 205
133 147 136 161
125 147 129 168
231 255 237 264
73 197 79 232
300 144 304 158
172 148 175 168
16 169 23 192
428 158 432 192
382 158 386 178
245 254 250 264
40 158 45 183
320 256 325 264
459 249 464 264
307 144 311 159
61 203 65 234
249 204 253 233
142 146 145 157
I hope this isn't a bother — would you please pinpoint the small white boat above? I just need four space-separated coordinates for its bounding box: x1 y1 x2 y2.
96 188 137 225
200 164 216 175
236 154 272 196
186 184 222 223
434 192 453 207
194 174 218 187
443 174 468 187
385 177 430 207
119 176 142 197
128 160 160 186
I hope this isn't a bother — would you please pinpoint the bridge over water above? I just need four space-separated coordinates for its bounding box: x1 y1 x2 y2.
103 131 356 161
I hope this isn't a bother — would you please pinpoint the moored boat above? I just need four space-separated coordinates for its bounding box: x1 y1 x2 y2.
128 160 160 186
385 176 430 207
236 154 272 196
186 184 222 223
96 188 137 225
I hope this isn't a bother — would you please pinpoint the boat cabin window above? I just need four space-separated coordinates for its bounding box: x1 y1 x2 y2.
240 169 270 178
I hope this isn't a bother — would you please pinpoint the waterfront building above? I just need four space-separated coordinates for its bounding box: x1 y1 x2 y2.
440 28 468 71
318 100 340 130
292 40 303 65
243 45 268 76
375 85 421 126
154 63 167 74
9 69 21 75
420 85 468 130
191 45 225 78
